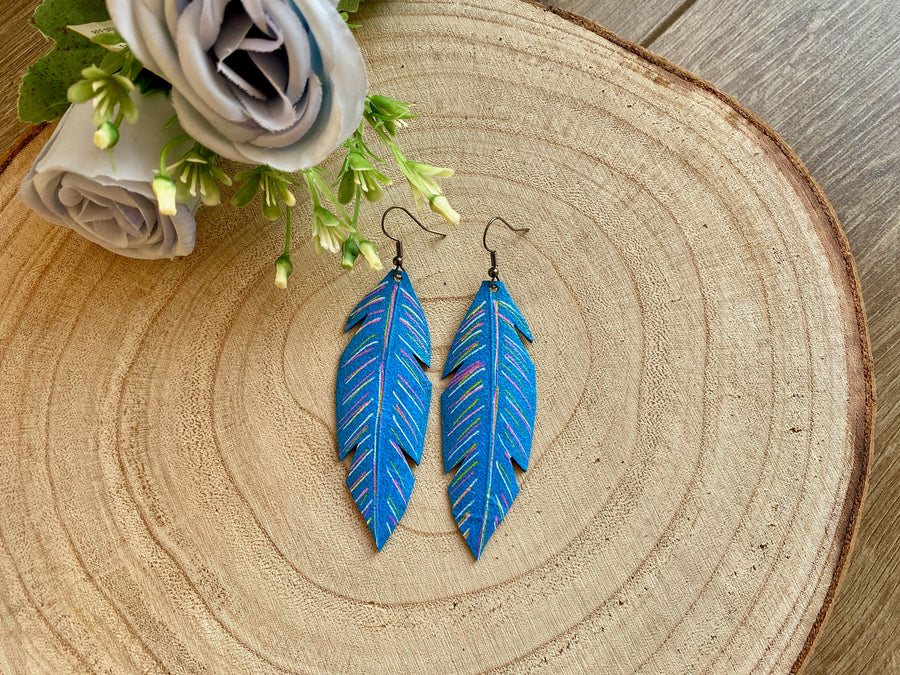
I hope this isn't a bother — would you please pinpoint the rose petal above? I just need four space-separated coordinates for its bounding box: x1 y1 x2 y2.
177 1 256 123
258 0 312 100
228 0 365 168
198 0 232 49
251 51 288 94
135 2 192 95
106 0 163 73
291 0 367 146
169 90 245 160
233 85 336 167
212 8 255 60
251 75 322 148
240 0 269 31
139 0 166 14
217 60 269 101
164 0 185 41
237 52 299 130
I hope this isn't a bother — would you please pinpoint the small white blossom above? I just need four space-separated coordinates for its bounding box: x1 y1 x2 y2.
429 194 460 225
274 255 293 289
93 121 119 150
153 176 178 216
358 240 383 271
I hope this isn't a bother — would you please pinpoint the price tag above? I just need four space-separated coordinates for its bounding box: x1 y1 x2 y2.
67 20 128 51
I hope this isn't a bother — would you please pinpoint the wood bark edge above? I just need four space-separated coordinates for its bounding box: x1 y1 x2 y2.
529 3 875 671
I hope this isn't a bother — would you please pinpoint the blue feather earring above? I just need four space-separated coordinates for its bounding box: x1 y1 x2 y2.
336 207 445 550
441 217 537 559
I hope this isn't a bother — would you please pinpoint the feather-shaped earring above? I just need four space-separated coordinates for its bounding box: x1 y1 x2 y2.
336 207 445 550
441 217 537 559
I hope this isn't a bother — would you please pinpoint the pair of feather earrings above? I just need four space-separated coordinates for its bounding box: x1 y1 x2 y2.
335 207 537 559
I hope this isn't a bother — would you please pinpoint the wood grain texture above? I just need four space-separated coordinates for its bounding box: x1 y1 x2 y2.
649 3 899 671
0 1 873 672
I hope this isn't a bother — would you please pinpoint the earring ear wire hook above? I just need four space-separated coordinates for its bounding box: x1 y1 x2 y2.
381 206 446 279
483 216 529 287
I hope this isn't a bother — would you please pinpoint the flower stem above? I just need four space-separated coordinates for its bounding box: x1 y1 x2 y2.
302 170 320 208
368 124 417 184
158 133 191 178
351 183 362 233
305 169 352 225
283 206 292 256
370 123 396 152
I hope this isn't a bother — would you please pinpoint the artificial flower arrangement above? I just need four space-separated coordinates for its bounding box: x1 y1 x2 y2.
17 0 458 287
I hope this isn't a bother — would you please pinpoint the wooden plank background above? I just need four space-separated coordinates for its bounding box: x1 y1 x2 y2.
0 0 896 671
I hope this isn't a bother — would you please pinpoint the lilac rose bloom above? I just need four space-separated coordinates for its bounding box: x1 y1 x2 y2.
107 0 368 171
19 93 198 259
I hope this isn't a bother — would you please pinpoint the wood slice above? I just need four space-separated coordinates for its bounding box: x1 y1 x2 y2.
0 1 872 672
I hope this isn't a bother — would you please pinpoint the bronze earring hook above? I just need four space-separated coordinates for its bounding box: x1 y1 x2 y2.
381 206 446 279
483 216 530 288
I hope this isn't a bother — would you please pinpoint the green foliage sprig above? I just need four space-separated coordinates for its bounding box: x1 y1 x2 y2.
19 0 457 289
224 93 457 285
66 48 142 152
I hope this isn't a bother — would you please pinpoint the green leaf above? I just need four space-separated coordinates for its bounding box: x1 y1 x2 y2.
262 198 282 221
133 69 172 96
19 48 102 123
337 0 362 13
66 79 95 104
33 0 109 46
18 0 111 123
99 50 127 74
337 171 355 204
231 174 262 208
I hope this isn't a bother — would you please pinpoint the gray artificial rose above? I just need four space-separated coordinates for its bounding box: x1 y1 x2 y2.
19 93 198 260
107 0 368 171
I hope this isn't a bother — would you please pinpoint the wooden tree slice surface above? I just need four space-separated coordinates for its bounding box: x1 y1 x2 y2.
0 1 873 672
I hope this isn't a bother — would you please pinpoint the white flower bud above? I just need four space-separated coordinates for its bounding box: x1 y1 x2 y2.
153 176 178 215
93 121 119 150
274 255 293 289
429 194 460 225
359 240 383 270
